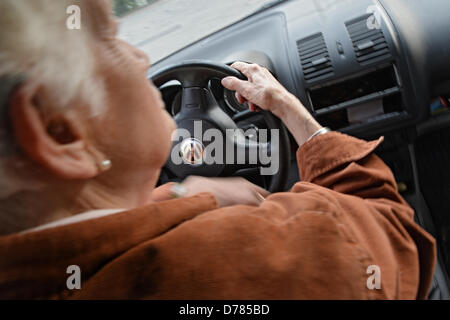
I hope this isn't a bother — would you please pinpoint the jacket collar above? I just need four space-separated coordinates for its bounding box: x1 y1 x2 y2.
0 193 217 299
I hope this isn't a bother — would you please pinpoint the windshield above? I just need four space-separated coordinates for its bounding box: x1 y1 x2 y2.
115 0 283 63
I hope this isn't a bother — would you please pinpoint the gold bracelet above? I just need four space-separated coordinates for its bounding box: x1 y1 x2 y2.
254 191 266 203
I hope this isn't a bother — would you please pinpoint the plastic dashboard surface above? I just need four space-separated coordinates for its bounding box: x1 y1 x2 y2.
150 0 450 138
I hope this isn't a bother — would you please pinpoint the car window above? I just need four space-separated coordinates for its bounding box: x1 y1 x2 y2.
115 0 282 63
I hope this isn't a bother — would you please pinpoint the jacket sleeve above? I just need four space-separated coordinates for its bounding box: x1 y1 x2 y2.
297 132 403 203
295 131 436 299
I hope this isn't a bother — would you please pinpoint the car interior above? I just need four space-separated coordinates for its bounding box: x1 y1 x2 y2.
146 0 450 299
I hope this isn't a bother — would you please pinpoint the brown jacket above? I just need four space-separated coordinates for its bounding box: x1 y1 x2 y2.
0 132 436 299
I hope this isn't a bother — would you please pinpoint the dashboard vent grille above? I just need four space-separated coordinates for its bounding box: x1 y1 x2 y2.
297 33 334 83
346 14 391 65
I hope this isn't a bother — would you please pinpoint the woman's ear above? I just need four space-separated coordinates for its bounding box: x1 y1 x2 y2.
8 80 101 180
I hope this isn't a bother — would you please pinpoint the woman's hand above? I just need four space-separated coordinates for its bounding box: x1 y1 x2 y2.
222 62 296 117
152 177 270 208
221 61 324 147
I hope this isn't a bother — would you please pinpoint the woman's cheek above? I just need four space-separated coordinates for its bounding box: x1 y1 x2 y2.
152 109 176 164
166 110 177 133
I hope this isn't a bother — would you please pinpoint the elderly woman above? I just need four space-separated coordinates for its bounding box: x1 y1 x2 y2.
0 0 435 299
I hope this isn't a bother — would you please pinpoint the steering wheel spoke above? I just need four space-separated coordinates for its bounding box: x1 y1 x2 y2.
232 109 262 122
176 86 212 120
230 134 271 170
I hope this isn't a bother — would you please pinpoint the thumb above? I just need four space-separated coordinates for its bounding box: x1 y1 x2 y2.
221 77 252 96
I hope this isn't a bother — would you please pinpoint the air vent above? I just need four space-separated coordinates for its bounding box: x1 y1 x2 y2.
346 14 391 65
297 33 334 83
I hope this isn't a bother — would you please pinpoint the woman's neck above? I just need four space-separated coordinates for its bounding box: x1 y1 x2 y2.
0 169 160 236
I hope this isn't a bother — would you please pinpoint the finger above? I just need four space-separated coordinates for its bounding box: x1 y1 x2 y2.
248 102 260 112
230 61 255 80
231 61 262 80
230 61 251 73
235 92 246 104
221 77 252 96
151 182 176 202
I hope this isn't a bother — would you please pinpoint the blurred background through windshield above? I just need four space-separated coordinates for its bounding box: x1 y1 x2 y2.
114 0 277 63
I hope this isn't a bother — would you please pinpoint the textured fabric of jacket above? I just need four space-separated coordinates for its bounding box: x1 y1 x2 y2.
0 132 436 299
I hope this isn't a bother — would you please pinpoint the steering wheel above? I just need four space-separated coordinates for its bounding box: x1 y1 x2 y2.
150 60 290 193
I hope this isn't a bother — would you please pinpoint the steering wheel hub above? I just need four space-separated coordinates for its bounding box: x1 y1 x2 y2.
180 138 205 166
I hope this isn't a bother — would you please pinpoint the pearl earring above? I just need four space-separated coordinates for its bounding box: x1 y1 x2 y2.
99 159 112 172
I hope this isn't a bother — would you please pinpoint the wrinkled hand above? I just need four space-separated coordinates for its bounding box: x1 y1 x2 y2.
221 62 298 118
152 177 270 208
222 61 323 146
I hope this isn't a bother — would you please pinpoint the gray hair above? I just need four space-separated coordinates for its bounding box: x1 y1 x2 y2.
0 0 105 198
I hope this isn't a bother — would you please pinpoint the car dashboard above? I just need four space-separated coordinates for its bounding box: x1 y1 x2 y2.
150 1 450 295
151 0 450 140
